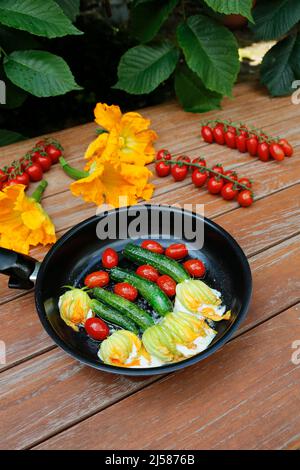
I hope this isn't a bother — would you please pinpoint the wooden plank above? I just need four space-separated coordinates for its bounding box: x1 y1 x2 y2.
34 304 300 450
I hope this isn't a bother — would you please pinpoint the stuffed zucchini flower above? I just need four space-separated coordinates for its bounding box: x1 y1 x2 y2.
59 288 93 332
99 330 142 367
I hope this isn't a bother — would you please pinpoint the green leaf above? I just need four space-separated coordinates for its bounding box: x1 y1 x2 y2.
261 33 300 96
131 0 179 43
0 0 82 38
0 129 26 146
203 0 253 21
177 15 239 96
3 50 82 97
251 0 300 40
175 64 223 113
55 0 80 21
114 41 180 94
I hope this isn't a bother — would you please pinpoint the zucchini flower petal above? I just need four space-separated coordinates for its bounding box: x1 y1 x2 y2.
59 288 93 332
99 330 141 367
175 279 222 313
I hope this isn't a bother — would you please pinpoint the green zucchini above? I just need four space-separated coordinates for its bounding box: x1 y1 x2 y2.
110 267 172 316
90 299 139 334
92 287 154 332
123 243 190 283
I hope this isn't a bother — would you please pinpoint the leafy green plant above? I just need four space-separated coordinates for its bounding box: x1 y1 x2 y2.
114 0 300 112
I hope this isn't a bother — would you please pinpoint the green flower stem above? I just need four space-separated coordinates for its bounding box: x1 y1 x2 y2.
59 156 89 180
31 180 48 203
165 159 253 195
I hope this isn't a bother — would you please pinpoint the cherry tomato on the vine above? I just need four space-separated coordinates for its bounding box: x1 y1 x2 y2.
191 169 208 187
223 170 238 181
141 240 164 254
177 155 191 169
2 178 18 188
192 157 206 167
155 161 170 177
25 163 43 182
269 143 285 161
238 177 252 189
257 142 270 162
156 149 171 161
157 275 176 297
35 154 52 172
0 169 7 183
15 172 30 186
85 317 109 341
45 144 62 163
246 137 258 156
213 126 225 145
207 176 224 194
210 164 224 177
236 134 247 153
278 139 293 157
136 265 159 283
201 126 214 143
171 164 188 182
102 247 119 269
84 271 110 288
114 282 138 302
237 190 253 207
165 243 188 260
221 183 238 200
224 131 236 149
183 259 206 278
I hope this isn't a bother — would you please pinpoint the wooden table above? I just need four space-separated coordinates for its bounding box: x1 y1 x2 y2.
1 82 300 450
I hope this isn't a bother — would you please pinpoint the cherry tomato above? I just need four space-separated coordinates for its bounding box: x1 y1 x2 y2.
227 125 237 135
35 154 52 172
102 248 118 269
239 128 248 138
155 161 170 177
141 240 164 254
25 163 43 182
278 139 293 157
136 265 159 282
236 134 247 153
215 122 225 131
213 126 225 145
257 142 270 162
35 139 46 148
224 130 236 149
207 176 224 194
211 164 224 177
2 178 18 188
45 144 62 163
223 170 238 181
156 149 171 161
0 169 7 183
177 155 191 169
20 157 32 171
201 126 214 143
183 259 206 278
85 317 109 341
192 169 208 187
246 137 258 156
221 183 238 200
15 172 30 186
84 271 109 288
171 164 188 181
237 190 253 207
165 243 188 260
192 157 206 167
238 177 252 189
157 275 176 297
269 143 285 161
31 150 45 162
114 282 138 302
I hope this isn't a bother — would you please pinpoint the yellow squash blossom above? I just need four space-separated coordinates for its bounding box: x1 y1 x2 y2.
60 156 154 208
85 103 157 166
0 182 56 255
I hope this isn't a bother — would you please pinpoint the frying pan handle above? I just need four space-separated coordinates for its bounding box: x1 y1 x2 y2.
0 248 40 290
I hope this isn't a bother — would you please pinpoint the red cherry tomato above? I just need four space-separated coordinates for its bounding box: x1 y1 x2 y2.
207 176 224 194
221 183 238 200
157 275 176 297
201 126 214 143
177 155 191 169
155 161 170 177
35 154 52 172
269 143 285 161
257 142 270 162
227 125 237 135
165 243 188 260
84 271 109 288
211 164 224 177
183 259 206 277
237 190 253 207
45 144 62 163
213 126 225 145
191 169 208 187
114 282 138 301
278 139 293 157
15 172 30 186
0 169 8 183
238 177 252 189
192 157 206 167
141 240 164 254
20 157 31 171
171 164 188 181
223 170 238 181
102 248 118 269
31 150 44 162
2 178 18 189
136 265 159 282
224 130 236 149
246 137 258 156
25 163 43 182
85 317 109 341
156 149 171 161
236 134 247 153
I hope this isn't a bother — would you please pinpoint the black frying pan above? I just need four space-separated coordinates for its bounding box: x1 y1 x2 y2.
0 205 252 376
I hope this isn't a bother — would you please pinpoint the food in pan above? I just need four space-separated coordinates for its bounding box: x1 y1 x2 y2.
58 241 231 368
